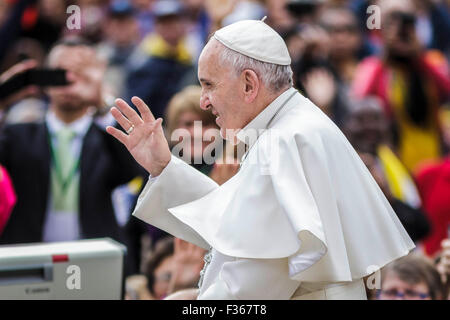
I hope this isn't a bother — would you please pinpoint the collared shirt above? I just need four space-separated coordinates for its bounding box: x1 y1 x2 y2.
43 110 93 242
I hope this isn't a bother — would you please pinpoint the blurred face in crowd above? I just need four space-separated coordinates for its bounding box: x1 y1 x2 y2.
378 0 420 60
198 40 258 139
152 255 174 300
343 99 388 155
358 152 390 199
104 15 139 48
320 8 361 60
378 270 431 300
46 45 105 114
265 0 296 30
39 0 67 25
154 15 187 47
175 110 218 161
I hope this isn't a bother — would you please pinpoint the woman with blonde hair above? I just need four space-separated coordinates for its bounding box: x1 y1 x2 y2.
165 85 221 175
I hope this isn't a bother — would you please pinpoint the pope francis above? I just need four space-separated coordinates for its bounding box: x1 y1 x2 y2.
106 19 415 300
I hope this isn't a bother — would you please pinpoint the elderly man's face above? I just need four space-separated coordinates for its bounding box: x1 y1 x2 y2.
198 41 250 138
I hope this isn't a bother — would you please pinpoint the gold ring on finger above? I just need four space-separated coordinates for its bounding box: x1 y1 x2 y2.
126 124 135 134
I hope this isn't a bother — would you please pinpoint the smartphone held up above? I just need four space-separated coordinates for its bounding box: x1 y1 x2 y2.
0 68 69 100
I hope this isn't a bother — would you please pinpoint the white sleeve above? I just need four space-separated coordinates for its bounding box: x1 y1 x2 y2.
132 155 219 249
199 258 301 300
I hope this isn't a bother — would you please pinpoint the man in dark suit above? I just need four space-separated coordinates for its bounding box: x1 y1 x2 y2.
0 40 145 273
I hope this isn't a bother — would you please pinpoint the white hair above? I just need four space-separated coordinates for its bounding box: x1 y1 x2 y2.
213 39 293 93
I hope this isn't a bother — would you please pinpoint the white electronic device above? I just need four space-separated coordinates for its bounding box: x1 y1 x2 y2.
0 238 126 299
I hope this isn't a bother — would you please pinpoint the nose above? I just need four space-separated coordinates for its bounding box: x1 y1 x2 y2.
200 94 211 111
65 70 77 84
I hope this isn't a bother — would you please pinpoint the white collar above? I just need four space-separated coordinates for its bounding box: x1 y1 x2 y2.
46 110 93 138
236 87 297 148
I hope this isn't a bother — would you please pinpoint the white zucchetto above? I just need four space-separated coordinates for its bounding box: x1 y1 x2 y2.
213 19 291 66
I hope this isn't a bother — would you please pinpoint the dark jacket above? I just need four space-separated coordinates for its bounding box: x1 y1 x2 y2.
0 121 144 246
390 198 431 243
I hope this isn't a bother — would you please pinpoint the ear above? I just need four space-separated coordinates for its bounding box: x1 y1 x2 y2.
241 69 260 103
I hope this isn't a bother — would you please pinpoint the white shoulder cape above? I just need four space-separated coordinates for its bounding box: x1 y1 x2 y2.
134 93 415 282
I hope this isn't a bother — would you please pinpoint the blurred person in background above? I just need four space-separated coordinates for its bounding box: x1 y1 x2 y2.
139 236 205 299
66 0 108 43
358 151 430 243
166 237 205 298
265 0 296 32
220 0 266 27
125 0 193 120
0 165 16 236
413 0 450 56
348 0 450 57
343 97 422 209
165 85 221 175
352 0 450 173
203 0 237 32
0 0 65 64
285 0 323 25
280 1 360 127
318 4 369 86
0 39 144 276
1 36 46 75
415 155 450 256
165 85 239 185
181 0 211 60
142 236 175 299
0 59 46 125
436 238 450 299
376 253 445 300
0 39 48 124
97 0 140 98
131 0 156 39
286 20 350 127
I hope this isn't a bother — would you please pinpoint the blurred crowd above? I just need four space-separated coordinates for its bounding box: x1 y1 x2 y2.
0 0 449 300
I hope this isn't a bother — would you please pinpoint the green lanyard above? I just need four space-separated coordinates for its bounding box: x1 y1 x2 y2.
48 134 81 194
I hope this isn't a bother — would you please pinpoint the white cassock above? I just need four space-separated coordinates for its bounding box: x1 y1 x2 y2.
133 87 415 300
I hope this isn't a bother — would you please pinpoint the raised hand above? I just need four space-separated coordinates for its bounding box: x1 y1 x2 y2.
106 96 171 177
168 238 206 294
0 60 39 109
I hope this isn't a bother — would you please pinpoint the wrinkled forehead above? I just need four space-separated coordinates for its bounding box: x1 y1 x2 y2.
198 39 224 78
199 40 220 65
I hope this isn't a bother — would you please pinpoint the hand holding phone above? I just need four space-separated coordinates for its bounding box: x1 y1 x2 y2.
0 63 69 101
